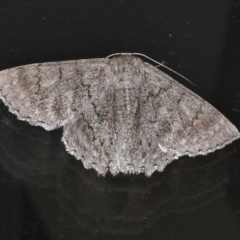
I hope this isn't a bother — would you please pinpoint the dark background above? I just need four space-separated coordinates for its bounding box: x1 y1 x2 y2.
0 0 240 239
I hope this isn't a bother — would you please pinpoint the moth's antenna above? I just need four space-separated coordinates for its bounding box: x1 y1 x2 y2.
106 53 132 58
106 52 196 86
132 53 196 86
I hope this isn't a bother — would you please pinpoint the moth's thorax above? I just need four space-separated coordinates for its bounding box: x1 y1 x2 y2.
109 55 143 88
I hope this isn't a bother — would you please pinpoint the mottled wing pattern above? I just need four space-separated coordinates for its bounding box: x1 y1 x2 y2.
0 59 108 130
138 61 240 174
62 69 115 175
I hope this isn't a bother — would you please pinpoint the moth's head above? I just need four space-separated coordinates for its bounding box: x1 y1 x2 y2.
109 55 143 83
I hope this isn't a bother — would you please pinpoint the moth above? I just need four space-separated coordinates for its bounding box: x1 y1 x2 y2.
0 53 239 176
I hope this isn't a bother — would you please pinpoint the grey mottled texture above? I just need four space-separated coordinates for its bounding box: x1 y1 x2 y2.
0 54 239 176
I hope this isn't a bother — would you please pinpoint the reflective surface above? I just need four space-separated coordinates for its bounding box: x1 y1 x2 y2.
0 0 240 239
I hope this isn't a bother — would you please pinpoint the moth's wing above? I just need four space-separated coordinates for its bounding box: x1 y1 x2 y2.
0 59 108 130
62 80 115 176
141 62 240 174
